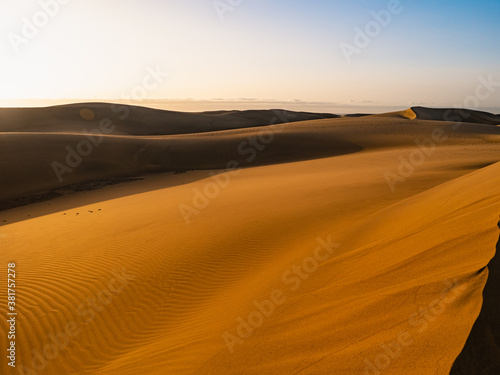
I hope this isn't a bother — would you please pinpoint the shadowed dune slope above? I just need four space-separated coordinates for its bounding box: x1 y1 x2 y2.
411 107 500 125
0 103 339 135
2 110 500 207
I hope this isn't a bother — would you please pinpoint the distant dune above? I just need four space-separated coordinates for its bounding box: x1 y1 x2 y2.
1 103 500 374
0 103 339 135
411 106 500 125
1 103 500 209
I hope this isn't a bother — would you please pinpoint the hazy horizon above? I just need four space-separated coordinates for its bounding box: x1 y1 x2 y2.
1 0 499 110
0 99 499 116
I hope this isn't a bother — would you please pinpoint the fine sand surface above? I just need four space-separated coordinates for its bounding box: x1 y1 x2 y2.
1 104 500 374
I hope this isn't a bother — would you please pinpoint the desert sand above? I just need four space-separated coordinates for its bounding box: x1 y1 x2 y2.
1 104 500 374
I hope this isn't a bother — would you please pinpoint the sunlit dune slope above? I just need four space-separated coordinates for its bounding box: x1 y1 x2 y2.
366 108 417 120
450 223 500 374
1 146 500 374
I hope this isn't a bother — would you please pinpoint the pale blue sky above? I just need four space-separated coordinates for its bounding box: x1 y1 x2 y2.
0 0 499 111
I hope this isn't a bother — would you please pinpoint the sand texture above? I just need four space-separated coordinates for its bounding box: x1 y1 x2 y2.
1 103 500 374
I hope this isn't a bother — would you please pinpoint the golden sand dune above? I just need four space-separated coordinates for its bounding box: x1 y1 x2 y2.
1 105 500 374
366 108 417 120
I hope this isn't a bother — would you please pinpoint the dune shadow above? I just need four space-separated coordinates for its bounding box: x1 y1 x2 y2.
0 137 363 226
0 172 206 226
450 219 500 374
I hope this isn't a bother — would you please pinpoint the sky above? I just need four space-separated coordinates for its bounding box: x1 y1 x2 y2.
0 0 499 112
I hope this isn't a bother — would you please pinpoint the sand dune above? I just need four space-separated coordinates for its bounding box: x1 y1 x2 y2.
1 104 500 374
367 108 417 120
2 104 500 209
450 222 500 374
0 103 339 135
411 106 500 125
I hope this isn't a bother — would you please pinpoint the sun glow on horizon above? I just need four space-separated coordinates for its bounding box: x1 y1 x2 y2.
0 0 499 109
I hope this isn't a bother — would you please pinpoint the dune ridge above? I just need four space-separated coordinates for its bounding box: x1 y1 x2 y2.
0 103 339 135
410 106 500 125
